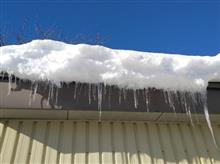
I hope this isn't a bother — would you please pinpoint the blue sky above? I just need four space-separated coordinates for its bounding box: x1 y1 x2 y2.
1 0 220 56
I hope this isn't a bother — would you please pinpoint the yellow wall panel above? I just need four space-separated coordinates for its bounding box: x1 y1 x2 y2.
0 120 220 164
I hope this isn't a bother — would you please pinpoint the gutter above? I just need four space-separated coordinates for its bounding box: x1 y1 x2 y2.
1 108 220 123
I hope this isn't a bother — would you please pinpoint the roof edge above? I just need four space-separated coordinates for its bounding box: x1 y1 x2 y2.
1 108 220 123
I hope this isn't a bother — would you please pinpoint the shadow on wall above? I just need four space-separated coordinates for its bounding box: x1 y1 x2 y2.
0 75 215 113
0 120 220 164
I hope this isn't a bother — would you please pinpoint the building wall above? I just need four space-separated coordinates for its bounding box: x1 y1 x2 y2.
0 120 220 164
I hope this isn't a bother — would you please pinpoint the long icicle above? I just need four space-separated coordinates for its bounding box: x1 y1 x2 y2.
97 83 103 122
200 91 217 146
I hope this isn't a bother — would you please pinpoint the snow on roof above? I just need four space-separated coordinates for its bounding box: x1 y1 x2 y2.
1 39 220 92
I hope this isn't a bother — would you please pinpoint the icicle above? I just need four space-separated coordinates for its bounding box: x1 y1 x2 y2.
187 92 199 122
185 93 194 126
163 91 168 104
145 88 150 112
204 105 217 146
97 83 103 122
7 74 12 96
74 82 78 100
55 87 59 105
32 82 38 102
122 88 126 103
28 82 34 106
199 92 217 146
88 84 91 104
47 84 51 106
167 91 176 113
167 91 171 106
133 89 138 109
92 84 97 101
186 103 194 127
173 91 179 112
175 91 181 106
51 83 54 101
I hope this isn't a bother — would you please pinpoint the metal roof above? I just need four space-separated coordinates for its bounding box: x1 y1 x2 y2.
1 120 220 164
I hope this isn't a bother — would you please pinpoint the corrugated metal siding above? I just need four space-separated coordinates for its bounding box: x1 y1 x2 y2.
0 120 220 164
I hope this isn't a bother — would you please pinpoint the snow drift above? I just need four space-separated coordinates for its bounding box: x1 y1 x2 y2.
1 39 220 91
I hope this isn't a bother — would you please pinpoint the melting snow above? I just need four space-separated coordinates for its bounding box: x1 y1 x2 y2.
1 39 220 91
